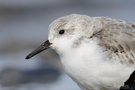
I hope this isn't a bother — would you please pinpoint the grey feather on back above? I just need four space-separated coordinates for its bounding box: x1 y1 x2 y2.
94 19 135 66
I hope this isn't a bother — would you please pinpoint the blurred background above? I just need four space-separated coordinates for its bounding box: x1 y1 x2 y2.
0 0 135 90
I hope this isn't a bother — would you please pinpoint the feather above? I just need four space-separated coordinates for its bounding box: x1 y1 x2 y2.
94 19 135 66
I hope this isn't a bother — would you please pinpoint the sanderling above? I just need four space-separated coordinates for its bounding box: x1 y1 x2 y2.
26 14 135 90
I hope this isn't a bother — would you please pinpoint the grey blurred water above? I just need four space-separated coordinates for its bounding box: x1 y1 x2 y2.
0 0 135 90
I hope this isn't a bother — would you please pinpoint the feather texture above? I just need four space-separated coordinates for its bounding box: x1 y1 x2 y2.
94 18 135 66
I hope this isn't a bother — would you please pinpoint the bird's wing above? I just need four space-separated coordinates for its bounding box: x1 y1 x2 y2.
95 20 135 66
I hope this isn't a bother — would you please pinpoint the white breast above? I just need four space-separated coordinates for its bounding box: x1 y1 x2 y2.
60 40 134 90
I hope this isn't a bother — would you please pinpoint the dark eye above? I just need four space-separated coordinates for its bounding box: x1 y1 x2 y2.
59 30 65 35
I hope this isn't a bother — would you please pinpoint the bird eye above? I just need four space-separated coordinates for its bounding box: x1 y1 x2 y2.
59 30 65 35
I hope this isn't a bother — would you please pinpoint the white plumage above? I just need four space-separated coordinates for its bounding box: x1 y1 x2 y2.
27 14 135 90
48 14 135 90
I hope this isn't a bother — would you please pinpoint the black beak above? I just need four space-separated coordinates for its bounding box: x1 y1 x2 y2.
25 40 52 59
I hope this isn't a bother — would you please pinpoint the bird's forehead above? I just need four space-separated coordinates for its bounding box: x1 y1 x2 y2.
49 19 67 31
49 14 91 30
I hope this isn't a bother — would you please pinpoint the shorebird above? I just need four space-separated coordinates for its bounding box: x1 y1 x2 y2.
26 14 135 90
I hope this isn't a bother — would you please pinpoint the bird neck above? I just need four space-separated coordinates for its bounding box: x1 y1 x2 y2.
59 39 108 72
